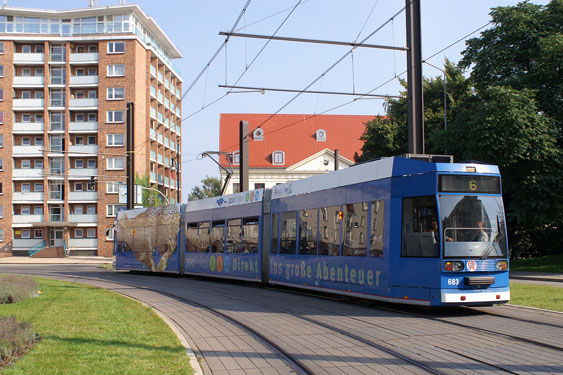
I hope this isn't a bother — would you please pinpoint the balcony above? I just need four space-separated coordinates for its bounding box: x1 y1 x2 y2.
48 169 65 179
13 122 45 134
69 98 98 109
13 98 44 110
68 214 97 223
69 191 97 201
13 53 45 64
69 144 97 155
12 168 43 180
68 238 98 248
69 75 99 86
69 122 98 132
12 239 43 250
13 76 45 87
69 168 97 179
12 192 44 202
69 53 99 64
12 214 44 224
13 146 43 157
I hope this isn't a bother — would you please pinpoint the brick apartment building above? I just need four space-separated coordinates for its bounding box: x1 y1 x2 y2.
0 4 182 256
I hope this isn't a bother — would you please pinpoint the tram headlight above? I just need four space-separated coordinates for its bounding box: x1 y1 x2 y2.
444 261 464 272
496 260 508 271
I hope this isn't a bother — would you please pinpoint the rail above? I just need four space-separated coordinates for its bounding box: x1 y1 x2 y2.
28 240 47 257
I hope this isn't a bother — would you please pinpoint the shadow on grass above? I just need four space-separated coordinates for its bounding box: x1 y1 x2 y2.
45 335 185 354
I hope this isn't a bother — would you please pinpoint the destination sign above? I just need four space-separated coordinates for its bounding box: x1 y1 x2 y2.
438 175 500 194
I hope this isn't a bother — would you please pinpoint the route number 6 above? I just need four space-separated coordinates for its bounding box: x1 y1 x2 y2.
448 278 460 286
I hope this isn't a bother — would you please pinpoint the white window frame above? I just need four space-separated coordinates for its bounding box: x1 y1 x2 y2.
106 181 124 194
106 157 125 170
87 228 96 238
272 151 285 165
106 227 114 240
75 182 83 192
34 183 43 192
107 64 125 77
75 229 84 238
106 111 124 123
21 160 31 169
34 160 43 169
107 134 125 147
107 87 125 100
21 183 31 193
107 41 125 54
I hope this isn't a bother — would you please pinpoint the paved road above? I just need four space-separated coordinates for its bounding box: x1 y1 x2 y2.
1 263 562 375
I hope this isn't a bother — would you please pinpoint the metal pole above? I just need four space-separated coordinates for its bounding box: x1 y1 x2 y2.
406 0 424 154
175 155 180 203
126 102 134 210
239 120 249 192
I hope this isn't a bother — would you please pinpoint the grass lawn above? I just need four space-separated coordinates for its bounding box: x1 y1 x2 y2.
509 282 563 312
510 253 563 273
0 277 193 375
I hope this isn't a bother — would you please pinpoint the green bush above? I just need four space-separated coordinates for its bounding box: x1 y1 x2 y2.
0 275 38 304
0 316 38 368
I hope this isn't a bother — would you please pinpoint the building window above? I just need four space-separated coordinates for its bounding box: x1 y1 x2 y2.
316 129 327 141
107 42 125 54
272 151 285 165
22 160 31 169
106 204 124 217
107 157 125 170
254 183 265 190
107 87 124 100
34 183 43 192
87 136 96 145
0 229 3 242
232 183 240 193
107 181 124 194
75 160 84 168
22 45 31 53
87 159 96 168
87 205 96 214
0 205 2 218
0 42 3 54
106 227 114 240
106 111 124 123
34 206 43 215
34 229 43 238
22 68 31 77
107 134 124 146
87 228 96 238
0 65 4 77
21 183 31 192
34 160 43 169
253 128 264 141
21 229 31 239
75 182 83 191
0 111 4 124
0 88 5 101
75 229 83 238
0 135 3 147
231 151 240 165
107 64 125 77
88 113 97 122
0 159 4 171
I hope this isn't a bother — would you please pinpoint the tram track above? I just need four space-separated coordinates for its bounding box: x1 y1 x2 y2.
6 267 447 375
5 266 562 375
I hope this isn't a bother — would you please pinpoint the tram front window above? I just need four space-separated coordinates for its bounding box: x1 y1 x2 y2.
440 195 507 259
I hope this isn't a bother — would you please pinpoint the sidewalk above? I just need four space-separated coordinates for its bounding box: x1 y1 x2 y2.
0 256 112 264
510 271 563 283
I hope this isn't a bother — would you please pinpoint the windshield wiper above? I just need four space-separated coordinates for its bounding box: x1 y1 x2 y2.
481 216 502 260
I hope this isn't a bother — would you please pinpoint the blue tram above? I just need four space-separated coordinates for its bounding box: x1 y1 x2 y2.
114 156 510 306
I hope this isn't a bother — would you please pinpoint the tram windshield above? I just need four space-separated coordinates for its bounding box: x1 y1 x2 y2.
439 195 507 259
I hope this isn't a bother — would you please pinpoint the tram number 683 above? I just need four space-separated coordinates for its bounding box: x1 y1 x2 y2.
447 278 460 286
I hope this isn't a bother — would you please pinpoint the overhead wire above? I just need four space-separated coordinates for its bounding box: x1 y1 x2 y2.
217 19 493 153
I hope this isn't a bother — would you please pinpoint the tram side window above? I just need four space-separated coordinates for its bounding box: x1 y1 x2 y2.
186 223 199 252
197 222 210 252
402 196 439 257
242 216 259 253
280 212 297 254
299 209 317 255
210 220 225 253
342 202 368 256
271 214 279 254
318 205 341 256
226 218 242 253
369 200 385 257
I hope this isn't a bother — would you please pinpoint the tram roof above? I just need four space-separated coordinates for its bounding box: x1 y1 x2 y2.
270 156 500 200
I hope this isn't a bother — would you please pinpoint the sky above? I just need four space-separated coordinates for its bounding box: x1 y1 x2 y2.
3 0 551 201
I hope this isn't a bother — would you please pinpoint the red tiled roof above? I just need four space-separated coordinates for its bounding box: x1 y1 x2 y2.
219 113 374 168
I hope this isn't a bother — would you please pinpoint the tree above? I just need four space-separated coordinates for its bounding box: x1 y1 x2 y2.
461 0 563 143
188 176 221 201
355 61 471 162
135 173 164 207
